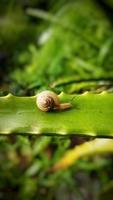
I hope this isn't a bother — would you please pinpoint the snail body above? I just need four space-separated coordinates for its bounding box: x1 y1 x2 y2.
36 90 72 112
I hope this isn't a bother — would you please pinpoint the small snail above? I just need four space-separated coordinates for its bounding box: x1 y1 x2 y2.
36 90 72 112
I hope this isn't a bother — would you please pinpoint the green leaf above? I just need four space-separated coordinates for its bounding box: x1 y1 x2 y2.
0 91 113 136
52 138 113 170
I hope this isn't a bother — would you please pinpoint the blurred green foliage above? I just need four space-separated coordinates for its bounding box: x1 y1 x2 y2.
0 135 113 200
9 0 113 95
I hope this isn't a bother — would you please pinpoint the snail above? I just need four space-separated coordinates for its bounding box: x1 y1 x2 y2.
36 90 72 112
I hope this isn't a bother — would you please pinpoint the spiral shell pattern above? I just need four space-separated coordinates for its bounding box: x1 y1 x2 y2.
36 90 59 112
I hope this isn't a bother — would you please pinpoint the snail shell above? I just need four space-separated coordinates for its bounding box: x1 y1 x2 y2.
36 90 60 112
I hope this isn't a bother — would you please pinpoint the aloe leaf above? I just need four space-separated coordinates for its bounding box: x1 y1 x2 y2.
52 139 113 171
51 79 113 94
0 92 113 135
